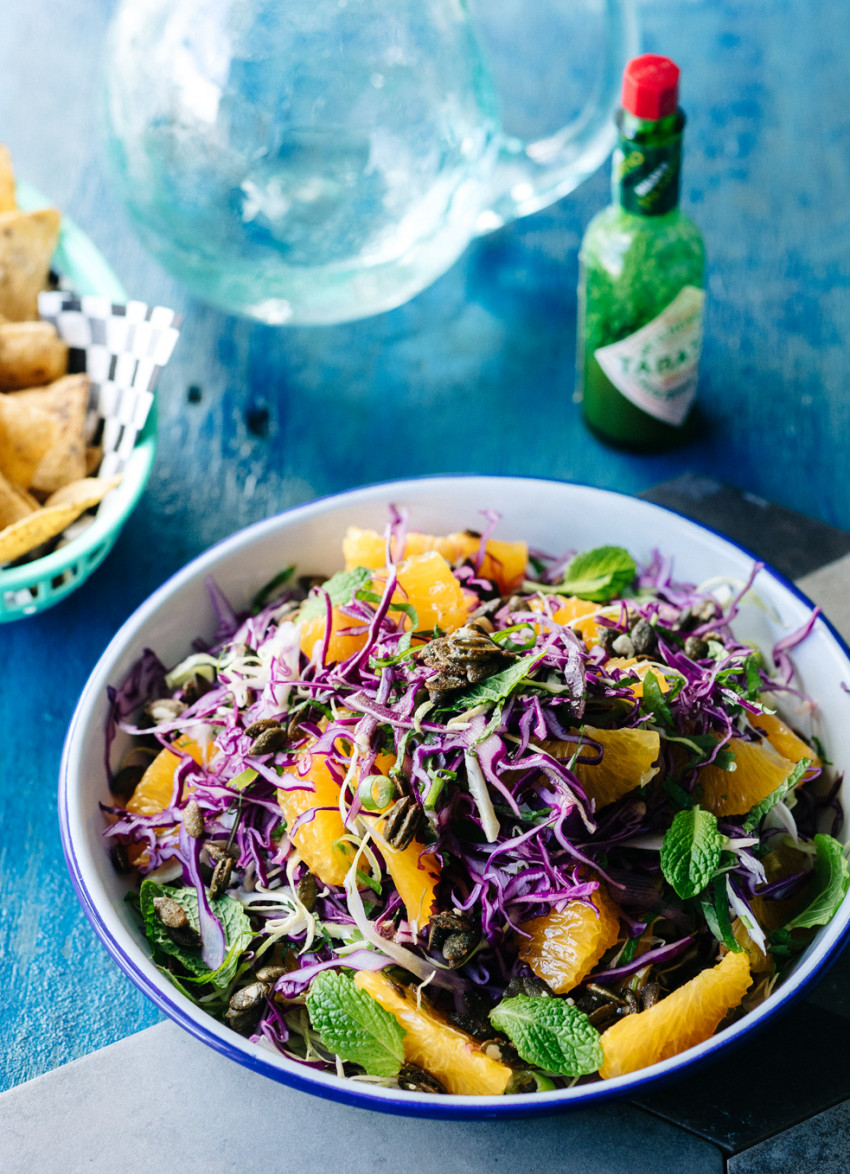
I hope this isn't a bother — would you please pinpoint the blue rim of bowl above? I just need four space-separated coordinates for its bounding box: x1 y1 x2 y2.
59 474 850 1117
0 183 157 602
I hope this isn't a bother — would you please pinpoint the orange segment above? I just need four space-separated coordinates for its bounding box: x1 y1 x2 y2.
599 950 752 1079
529 595 601 645
385 550 470 634
695 735 798 818
125 735 212 815
301 551 471 658
354 971 511 1095
541 724 660 810
370 818 440 930
342 526 528 594
299 606 369 664
278 747 353 887
750 706 821 768
604 656 670 698
518 885 622 994
445 532 528 594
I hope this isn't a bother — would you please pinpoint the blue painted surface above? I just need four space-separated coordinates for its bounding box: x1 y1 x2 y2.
1 0 850 1117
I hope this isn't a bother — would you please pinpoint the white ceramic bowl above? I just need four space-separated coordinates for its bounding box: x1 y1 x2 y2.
60 476 850 1118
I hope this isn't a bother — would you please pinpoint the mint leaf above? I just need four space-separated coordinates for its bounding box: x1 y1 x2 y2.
489 995 602 1077
299 567 372 624
558 546 637 603
306 970 405 1077
139 879 254 989
783 834 850 931
444 651 545 711
742 758 811 831
699 873 742 952
642 669 673 727
660 807 724 899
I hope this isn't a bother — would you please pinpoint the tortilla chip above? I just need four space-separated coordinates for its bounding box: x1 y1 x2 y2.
84 444 102 477
0 468 37 528
0 320 68 390
45 475 120 511
0 206 61 321
0 145 15 214
10 373 89 493
0 501 85 564
0 393 58 486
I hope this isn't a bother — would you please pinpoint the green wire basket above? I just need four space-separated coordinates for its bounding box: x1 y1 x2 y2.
0 184 157 621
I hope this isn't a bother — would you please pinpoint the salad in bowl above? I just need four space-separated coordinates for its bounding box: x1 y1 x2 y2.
94 494 848 1101
60 478 850 1115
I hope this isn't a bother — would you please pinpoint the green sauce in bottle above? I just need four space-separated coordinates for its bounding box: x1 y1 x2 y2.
577 55 706 450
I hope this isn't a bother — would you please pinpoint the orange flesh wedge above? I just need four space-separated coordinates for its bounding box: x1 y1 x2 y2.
599 949 752 1079
300 606 369 664
342 526 528 594
695 735 799 818
125 735 212 815
382 550 470 634
529 595 601 645
278 747 353 887
541 724 661 810
749 707 821 768
518 885 622 994
604 656 670 698
300 550 471 663
370 818 440 930
354 971 512 1095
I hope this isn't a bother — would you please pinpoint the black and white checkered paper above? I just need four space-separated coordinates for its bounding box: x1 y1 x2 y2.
38 291 180 479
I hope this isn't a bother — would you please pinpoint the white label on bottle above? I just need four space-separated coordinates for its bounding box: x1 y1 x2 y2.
593 285 705 427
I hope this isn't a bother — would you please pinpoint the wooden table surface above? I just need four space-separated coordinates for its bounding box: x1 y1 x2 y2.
2 0 850 1110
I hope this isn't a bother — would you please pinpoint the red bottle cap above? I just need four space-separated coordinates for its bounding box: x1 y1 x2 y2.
621 54 680 120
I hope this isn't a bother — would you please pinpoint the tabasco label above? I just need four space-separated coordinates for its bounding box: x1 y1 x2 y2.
594 285 705 427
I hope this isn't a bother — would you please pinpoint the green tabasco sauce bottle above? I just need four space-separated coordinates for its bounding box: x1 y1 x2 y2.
577 54 706 449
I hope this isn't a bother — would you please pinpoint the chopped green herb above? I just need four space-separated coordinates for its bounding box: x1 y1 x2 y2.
556 545 637 604
642 670 673 727
299 567 372 624
783 835 850 931
139 879 254 990
489 996 603 1077
660 807 724 899
306 970 405 1077
743 758 811 832
444 651 545 711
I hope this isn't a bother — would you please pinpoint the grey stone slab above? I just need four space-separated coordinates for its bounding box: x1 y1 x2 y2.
0 1020 723 1174
798 554 850 647
728 1098 850 1174
639 475 850 581
803 938 850 1022
635 1002 850 1154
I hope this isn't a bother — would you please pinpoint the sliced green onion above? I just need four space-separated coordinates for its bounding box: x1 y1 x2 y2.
164 652 219 690
424 768 455 810
230 767 258 792
358 774 396 812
